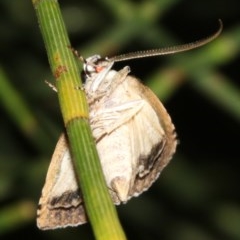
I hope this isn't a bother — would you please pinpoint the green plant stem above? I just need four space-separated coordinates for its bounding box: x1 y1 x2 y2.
31 0 126 239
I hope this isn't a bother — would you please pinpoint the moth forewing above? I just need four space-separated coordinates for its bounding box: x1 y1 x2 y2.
121 76 177 197
37 134 87 230
85 67 177 203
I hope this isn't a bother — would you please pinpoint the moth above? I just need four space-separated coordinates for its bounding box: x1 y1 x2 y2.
37 20 222 230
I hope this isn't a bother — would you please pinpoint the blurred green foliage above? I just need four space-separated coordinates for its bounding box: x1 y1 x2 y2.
0 0 239 240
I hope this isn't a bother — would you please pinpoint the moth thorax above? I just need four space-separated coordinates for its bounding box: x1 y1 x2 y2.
85 69 119 97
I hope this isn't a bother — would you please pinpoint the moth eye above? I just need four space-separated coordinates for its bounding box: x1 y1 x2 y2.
84 64 96 74
83 55 104 76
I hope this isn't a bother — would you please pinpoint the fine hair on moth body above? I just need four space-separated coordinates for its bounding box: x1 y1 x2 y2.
37 20 223 230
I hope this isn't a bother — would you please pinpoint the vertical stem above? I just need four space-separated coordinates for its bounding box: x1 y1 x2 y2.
31 0 127 239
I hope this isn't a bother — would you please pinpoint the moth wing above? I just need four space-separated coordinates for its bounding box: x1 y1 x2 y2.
91 99 144 141
91 75 177 202
37 134 87 230
126 76 177 197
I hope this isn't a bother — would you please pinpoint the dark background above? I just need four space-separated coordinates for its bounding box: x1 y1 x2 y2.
0 0 240 239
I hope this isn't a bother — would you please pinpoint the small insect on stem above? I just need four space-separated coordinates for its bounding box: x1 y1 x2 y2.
37 20 223 230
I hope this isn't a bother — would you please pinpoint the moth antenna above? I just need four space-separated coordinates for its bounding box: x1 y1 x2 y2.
68 45 85 63
109 19 223 62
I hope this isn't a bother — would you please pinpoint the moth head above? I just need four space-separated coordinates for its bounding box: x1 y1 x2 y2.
83 55 112 77
83 55 115 94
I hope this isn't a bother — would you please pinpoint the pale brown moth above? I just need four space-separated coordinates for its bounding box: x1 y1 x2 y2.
37 20 222 230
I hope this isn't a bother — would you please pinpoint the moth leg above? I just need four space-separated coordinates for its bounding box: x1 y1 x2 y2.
104 67 131 98
45 80 57 92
